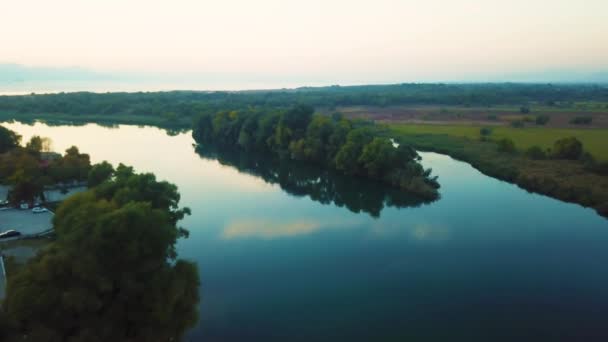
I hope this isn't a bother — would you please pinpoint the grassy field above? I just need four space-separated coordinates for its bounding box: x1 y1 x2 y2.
391 124 608 160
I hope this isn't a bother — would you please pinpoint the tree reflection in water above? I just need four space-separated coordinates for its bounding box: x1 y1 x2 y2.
196 144 438 218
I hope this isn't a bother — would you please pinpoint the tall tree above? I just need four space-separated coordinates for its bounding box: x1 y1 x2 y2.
3 166 199 342
0 125 21 153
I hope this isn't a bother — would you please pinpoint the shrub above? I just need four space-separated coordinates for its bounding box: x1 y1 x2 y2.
598 202 608 217
523 116 534 123
525 146 546 160
497 138 516 153
591 161 608 176
551 137 583 160
511 120 525 128
583 153 608 176
520 106 530 114
570 116 592 125
535 115 550 125
480 127 493 137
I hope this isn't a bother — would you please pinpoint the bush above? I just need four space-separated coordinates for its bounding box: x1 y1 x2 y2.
583 153 608 176
497 138 516 153
479 127 493 137
535 115 550 125
598 202 608 217
511 120 525 128
520 106 530 114
551 137 583 160
570 116 592 125
525 146 546 160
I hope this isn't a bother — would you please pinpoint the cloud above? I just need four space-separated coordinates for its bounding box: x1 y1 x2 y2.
221 217 362 240
410 223 450 242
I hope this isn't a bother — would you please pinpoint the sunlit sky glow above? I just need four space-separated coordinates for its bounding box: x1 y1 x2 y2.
2 0 608 85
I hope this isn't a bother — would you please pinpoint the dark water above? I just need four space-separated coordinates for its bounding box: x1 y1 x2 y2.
4 122 608 341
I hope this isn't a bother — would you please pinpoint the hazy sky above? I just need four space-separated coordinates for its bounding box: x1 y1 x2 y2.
2 0 608 84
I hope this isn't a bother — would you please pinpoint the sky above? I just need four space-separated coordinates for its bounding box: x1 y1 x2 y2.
1 0 608 88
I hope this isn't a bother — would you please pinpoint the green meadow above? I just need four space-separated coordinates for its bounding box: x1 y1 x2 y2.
391 124 608 160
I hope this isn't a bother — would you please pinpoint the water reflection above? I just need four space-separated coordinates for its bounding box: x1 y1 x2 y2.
195 144 437 218
221 218 362 240
1 118 188 136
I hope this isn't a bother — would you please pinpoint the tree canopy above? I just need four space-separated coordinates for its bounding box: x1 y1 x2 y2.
193 105 440 200
552 137 583 160
0 124 21 153
87 161 114 187
1 84 607 123
2 164 199 342
0 139 93 204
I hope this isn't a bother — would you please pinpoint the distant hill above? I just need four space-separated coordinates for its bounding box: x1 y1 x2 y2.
0 63 606 93
491 70 608 84
0 64 111 83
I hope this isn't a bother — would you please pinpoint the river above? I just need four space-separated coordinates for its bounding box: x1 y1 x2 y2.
3 121 608 341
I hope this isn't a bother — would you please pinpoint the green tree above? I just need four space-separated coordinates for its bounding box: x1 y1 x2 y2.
358 137 396 177
49 146 92 182
326 119 351 161
535 115 550 125
480 127 492 136
497 138 516 153
479 127 492 141
25 136 53 153
510 120 525 128
0 125 21 153
279 104 314 139
7 169 44 204
552 137 583 160
193 112 214 142
289 115 335 162
334 128 374 174
237 114 260 150
570 116 592 125
255 111 280 149
525 146 547 160
4 168 199 341
5 150 45 203
87 161 115 187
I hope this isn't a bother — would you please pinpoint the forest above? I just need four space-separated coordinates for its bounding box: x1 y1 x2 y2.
0 83 607 127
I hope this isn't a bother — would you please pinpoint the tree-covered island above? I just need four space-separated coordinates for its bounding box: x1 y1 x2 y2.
193 105 441 200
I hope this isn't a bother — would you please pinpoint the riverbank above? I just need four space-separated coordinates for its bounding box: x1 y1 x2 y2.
388 129 608 218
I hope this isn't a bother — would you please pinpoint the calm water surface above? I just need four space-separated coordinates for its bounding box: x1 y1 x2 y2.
4 122 608 341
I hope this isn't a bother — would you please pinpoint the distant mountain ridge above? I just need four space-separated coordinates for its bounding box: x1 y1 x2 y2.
0 63 111 83
0 63 606 92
